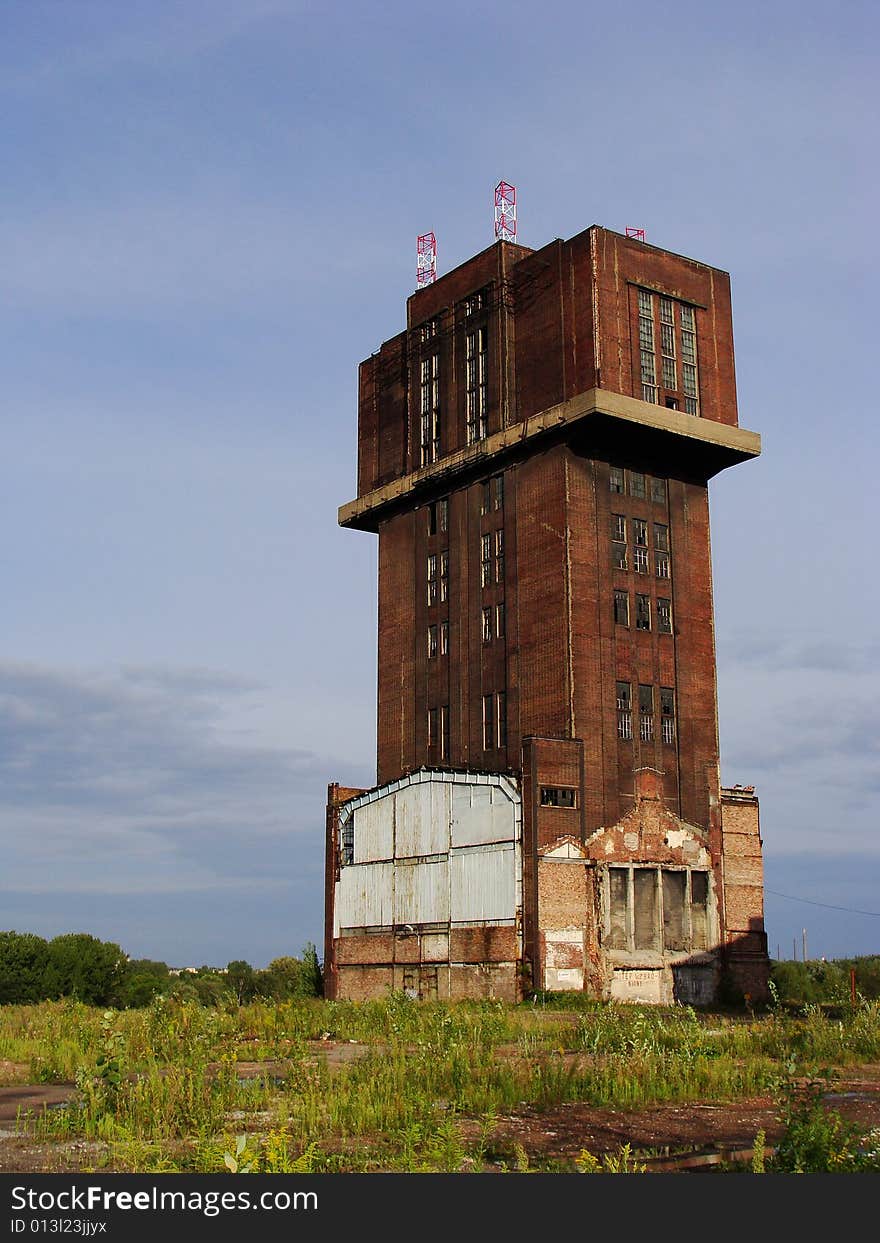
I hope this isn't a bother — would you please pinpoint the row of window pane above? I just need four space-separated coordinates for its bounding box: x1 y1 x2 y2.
614 591 672 633
609 467 666 504
427 621 449 658
636 290 700 416
616 682 675 744
482 691 507 750
419 352 440 465
466 326 488 444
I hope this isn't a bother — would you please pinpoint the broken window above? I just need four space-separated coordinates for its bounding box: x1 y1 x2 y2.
427 554 437 606
653 523 669 552
427 624 438 659
614 589 629 626
610 465 625 494
466 325 488 443
427 707 438 749
439 551 449 602
492 474 504 510
616 681 632 740
482 607 492 643
427 503 437 536
650 476 666 505
635 594 651 631
660 687 675 744
630 471 646 499
612 514 627 570
633 546 649 574
440 620 449 655
657 598 672 634
494 529 504 582
480 480 491 515
634 519 648 547
605 866 712 954
540 787 577 808
639 684 654 741
438 497 448 532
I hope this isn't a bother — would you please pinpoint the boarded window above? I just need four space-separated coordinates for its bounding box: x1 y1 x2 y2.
691 871 709 949
608 868 628 949
633 869 659 950
663 870 687 951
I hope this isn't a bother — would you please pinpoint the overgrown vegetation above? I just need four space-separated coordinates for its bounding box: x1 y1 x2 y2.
770 957 880 1007
2 991 880 1173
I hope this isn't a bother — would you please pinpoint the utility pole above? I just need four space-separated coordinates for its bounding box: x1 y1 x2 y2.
802 928 808 963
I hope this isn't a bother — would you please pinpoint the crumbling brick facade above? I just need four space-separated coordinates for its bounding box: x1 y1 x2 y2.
327 225 770 1004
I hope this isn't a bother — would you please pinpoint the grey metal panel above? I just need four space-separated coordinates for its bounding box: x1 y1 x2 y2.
394 859 450 924
450 845 515 922
337 862 393 928
395 781 450 858
353 796 393 863
451 782 516 848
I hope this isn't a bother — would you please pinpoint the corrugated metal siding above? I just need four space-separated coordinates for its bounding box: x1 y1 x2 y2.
337 861 393 928
395 781 451 858
353 798 393 863
450 845 516 922
394 859 450 924
451 783 516 847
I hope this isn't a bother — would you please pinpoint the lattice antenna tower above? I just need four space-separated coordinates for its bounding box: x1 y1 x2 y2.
494 181 517 242
416 232 437 288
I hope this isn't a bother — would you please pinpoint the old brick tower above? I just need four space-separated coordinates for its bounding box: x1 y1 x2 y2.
325 224 770 1005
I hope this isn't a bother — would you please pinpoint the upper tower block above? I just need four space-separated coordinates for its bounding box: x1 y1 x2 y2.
343 227 759 532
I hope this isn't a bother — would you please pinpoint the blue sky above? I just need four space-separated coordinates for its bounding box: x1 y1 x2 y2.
1 0 877 966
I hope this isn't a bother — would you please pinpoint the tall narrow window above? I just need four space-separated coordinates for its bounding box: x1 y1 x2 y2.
634 519 648 547
659 297 677 392
480 480 491 515
654 523 670 579
427 554 437 606
427 624 438 659
427 707 438 749
638 290 657 403
680 303 699 415
660 687 675 744
610 465 625 494
420 352 440 465
635 594 651 631
614 590 629 626
691 871 709 949
634 546 649 574
481 606 492 643
427 503 437 536
495 602 506 638
480 534 492 587
612 514 627 570
440 620 449 655
639 684 654 741
439 551 449 603
657 598 672 634
634 868 660 950
482 694 494 750
466 326 488 443
440 704 450 761
650 476 666 505
616 681 632 740
630 471 646 499
438 497 448 532
494 529 504 583
492 473 504 510
496 691 507 748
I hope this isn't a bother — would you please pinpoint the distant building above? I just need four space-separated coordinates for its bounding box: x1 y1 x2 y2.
326 225 770 1005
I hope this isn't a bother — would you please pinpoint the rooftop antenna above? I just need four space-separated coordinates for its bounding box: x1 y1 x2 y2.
494 181 517 242
416 232 437 289
625 226 646 241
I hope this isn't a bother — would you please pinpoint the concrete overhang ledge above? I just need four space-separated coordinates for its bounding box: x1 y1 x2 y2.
339 387 761 531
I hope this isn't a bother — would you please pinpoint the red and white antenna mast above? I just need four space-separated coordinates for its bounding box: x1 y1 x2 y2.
416 232 437 288
494 181 517 242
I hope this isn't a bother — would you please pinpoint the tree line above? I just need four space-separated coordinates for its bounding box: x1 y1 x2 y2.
0 930 322 1008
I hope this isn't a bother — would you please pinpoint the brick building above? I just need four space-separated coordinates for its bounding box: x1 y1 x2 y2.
325 224 770 1005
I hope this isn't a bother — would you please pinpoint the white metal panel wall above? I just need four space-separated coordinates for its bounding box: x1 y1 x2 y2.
450 845 516 922
395 782 450 858
394 859 450 924
337 862 393 928
451 784 516 848
352 798 393 863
